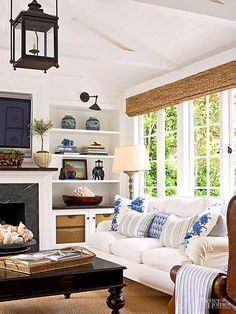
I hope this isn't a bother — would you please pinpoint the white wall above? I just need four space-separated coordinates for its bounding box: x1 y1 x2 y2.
0 49 126 156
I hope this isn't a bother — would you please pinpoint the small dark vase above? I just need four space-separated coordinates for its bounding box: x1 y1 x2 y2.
61 115 76 129
67 170 76 179
59 168 66 180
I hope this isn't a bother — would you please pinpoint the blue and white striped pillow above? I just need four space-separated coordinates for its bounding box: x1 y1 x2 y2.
160 214 197 248
118 211 155 238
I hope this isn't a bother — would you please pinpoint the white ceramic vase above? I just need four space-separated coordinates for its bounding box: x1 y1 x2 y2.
33 152 52 168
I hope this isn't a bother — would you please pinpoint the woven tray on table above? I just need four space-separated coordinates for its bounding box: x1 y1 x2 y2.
0 246 95 274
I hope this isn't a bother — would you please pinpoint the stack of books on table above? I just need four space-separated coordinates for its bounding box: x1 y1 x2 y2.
0 247 95 274
80 144 108 155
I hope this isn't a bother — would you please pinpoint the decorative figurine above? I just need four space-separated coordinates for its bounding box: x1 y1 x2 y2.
92 160 105 180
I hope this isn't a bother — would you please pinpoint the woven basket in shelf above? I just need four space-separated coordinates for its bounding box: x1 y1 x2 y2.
0 153 24 167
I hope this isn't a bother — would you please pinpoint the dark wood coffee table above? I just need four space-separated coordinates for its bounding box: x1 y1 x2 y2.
0 257 126 313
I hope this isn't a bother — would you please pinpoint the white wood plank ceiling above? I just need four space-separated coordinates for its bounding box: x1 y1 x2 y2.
0 0 235 89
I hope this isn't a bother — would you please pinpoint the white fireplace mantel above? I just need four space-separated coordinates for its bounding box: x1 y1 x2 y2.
0 168 57 250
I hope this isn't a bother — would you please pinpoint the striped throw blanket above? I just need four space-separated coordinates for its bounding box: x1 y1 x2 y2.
175 264 219 314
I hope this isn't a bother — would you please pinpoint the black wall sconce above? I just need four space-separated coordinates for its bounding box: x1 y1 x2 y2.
10 0 59 72
80 92 101 111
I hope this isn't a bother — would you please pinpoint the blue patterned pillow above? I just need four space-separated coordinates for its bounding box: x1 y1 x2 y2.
184 211 220 248
110 195 147 231
147 211 171 238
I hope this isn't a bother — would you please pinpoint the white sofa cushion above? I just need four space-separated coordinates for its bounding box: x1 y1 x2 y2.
148 197 170 212
142 247 191 272
87 231 127 253
160 214 197 248
166 196 207 216
111 238 161 264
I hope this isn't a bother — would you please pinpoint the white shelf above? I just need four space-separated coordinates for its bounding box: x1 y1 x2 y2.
49 128 119 136
52 154 114 159
52 180 120 184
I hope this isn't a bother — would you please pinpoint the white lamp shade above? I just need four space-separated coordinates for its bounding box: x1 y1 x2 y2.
112 145 150 172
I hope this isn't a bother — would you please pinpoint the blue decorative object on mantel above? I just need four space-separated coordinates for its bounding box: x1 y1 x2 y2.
61 115 76 129
85 116 100 130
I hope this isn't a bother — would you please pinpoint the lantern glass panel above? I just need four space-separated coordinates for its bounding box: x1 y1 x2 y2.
14 21 22 62
25 20 54 58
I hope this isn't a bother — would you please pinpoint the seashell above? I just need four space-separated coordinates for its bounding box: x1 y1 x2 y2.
13 236 23 244
17 222 26 234
3 232 13 245
0 232 4 245
11 226 18 232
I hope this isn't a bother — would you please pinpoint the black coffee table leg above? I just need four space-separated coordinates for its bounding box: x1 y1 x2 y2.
64 293 71 299
106 286 125 314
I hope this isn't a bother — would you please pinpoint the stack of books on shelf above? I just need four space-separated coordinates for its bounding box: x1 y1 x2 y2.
80 144 108 155
0 247 95 274
54 139 79 154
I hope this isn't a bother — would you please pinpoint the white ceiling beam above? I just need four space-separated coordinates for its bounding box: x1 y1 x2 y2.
128 0 236 27
94 0 236 27
70 0 177 70
58 42 171 69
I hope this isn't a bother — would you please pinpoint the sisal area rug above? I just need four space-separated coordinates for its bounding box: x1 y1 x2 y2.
0 278 171 314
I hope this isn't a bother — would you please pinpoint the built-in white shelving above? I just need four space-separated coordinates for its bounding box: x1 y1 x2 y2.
52 154 114 159
50 128 119 136
49 102 120 205
52 180 120 184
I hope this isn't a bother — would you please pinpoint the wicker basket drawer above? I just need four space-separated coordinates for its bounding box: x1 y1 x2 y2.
56 227 85 243
56 215 85 228
96 214 113 226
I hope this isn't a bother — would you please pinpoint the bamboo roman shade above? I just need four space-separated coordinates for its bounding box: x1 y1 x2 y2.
126 60 236 117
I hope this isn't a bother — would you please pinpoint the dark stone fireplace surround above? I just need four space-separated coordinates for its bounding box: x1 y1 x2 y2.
0 184 39 251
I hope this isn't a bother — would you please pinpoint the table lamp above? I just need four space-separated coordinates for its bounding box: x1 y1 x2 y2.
112 145 150 199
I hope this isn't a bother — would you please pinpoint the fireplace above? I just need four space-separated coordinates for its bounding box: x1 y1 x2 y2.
0 184 39 251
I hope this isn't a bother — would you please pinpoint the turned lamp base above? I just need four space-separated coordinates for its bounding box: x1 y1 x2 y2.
124 171 139 200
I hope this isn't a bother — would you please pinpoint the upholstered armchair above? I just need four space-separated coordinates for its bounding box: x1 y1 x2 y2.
169 195 236 314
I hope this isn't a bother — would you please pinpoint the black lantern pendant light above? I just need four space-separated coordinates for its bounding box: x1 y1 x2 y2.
10 0 59 73
80 92 101 111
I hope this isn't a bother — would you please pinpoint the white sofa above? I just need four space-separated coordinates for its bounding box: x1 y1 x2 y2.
87 196 229 295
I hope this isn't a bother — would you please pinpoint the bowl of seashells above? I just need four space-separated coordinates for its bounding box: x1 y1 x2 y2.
0 222 35 254
62 187 103 206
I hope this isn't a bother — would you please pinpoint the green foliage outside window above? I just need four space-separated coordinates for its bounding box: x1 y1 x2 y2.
143 93 220 198
193 93 220 196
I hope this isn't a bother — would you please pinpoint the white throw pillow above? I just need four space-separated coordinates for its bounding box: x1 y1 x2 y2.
110 195 149 231
184 210 220 248
160 214 197 248
118 211 155 238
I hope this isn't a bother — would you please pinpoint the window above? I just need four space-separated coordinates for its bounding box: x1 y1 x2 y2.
140 91 235 200
143 106 177 197
143 112 157 196
165 106 177 196
192 94 220 196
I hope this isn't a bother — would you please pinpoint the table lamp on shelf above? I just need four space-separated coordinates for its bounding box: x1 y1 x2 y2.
112 145 150 200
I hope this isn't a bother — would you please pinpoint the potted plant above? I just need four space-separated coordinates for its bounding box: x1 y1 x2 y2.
30 119 53 168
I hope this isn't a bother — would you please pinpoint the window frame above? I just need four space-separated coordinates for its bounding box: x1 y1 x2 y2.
138 89 234 203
